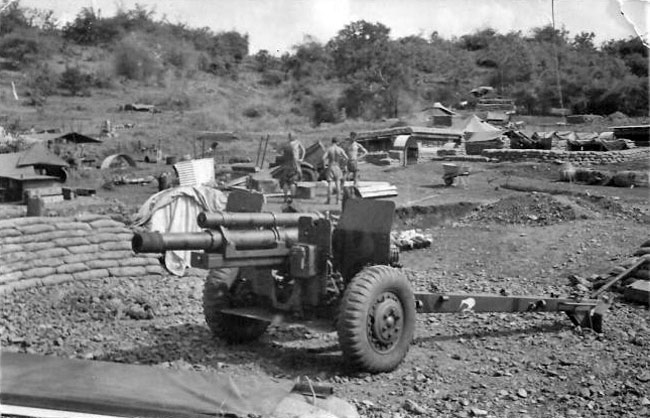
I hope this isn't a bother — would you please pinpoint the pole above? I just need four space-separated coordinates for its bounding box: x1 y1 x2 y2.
551 0 565 113
260 134 270 169
255 136 264 167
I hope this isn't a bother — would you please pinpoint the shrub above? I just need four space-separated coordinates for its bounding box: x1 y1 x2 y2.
155 92 192 111
0 31 40 65
25 63 58 105
243 106 262 118
113 37 161 81
163 38 198 72
310 95 340 126
91 67 115 89
259 69 284 86
58 66 93 96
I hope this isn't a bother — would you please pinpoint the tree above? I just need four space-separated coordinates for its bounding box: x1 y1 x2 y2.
327 21 410 118
459 28 497 51
572 31 596 50
0 0 31 35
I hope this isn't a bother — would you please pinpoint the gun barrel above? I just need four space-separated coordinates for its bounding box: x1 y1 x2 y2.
197 211 322 229
132 228 299 253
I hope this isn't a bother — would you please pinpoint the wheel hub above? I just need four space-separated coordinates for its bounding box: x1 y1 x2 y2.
369 292 404 352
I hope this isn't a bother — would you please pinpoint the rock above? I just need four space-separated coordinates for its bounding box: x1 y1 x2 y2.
470 408 488 416
517 388 528 398
403 399 427 415
361 400 374 408
636 372 650 382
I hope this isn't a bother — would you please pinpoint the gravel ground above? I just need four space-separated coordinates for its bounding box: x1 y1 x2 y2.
2 190 649 418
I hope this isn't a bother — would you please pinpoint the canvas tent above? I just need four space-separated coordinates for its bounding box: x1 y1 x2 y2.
462 114 501 135
465 131 505 155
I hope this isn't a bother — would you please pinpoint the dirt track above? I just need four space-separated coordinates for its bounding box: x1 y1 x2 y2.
2 159 649 418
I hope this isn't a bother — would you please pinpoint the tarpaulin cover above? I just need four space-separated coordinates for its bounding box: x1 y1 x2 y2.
566 132 629 151
1 352 292 418
131 185 227 276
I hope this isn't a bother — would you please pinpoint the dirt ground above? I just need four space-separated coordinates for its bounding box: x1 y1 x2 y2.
1 157 649 418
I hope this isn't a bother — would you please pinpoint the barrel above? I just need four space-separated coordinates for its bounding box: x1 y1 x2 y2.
197 211 322 229
132 227 299 253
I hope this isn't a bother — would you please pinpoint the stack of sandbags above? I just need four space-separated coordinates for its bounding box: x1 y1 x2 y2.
0 215 164 294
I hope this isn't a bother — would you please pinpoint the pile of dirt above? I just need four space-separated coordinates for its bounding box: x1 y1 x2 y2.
464 193 576 225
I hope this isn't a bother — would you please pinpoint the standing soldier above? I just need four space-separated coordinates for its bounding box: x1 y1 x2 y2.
280 132 305 202
322 137 348 205
345 132 368 186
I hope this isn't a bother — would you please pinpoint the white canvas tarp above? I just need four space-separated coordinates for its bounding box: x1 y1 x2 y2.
132 185 227 276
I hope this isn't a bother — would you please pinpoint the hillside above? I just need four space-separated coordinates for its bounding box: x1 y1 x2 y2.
0 2 648 165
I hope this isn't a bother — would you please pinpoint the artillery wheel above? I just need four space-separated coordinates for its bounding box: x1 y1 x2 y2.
203 268 269 343
337 265 416 373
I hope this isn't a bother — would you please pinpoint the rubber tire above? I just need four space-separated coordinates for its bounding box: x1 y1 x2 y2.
203 268 269 343
301 166 317 182
337 265 416 373
444 176 453 186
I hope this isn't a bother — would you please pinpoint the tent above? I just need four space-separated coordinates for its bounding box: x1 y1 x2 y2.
465 131 505 155
463 114 501 134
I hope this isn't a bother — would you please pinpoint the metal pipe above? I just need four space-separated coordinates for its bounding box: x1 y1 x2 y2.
132 227 299 253
197 211 322 229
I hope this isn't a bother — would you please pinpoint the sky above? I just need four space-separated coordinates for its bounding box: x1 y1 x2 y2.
17 0 647 54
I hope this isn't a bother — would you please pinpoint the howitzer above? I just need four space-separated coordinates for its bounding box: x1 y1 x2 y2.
133 195 608 373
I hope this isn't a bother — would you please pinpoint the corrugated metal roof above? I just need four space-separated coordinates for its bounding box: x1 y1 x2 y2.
0 153 30 178
0 152 58 180
174 158 214 187
392 135 418 149
19 132 102 144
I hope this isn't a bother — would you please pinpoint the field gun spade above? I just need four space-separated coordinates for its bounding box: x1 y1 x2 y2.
133 193 608 373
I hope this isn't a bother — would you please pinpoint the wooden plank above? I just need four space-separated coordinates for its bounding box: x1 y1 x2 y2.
25 187 62 197
40 195 64 204
591 258 647 298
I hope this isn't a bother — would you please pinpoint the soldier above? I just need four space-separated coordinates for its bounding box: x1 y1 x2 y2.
322 137 349 205
345 132 368 186
280 132 305 202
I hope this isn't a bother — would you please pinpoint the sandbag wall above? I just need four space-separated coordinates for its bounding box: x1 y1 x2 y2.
482 148 650 165
0 215 164 294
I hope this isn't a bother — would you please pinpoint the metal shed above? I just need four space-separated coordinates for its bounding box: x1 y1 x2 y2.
100 154 137 169
392 135 419 164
